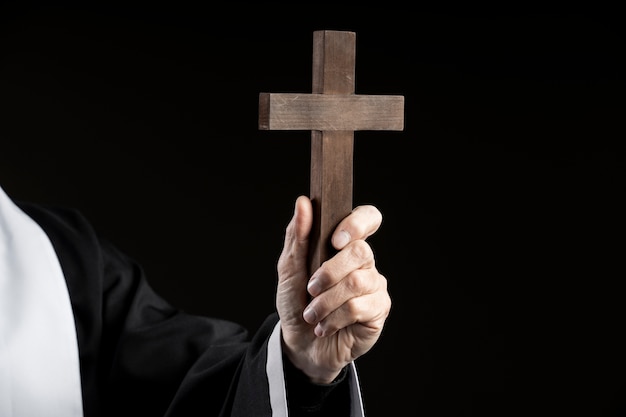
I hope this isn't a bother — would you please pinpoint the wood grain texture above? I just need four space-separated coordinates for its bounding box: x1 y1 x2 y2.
258 93 405 131
259 30 404 274
309 30 356 274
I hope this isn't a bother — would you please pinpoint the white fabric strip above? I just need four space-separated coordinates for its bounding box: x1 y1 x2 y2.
0 186 83 417
266 321 365 416
267 322 288 417
347 361 364 417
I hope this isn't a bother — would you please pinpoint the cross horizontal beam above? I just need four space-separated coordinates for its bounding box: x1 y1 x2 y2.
259 30 404 274
259 93 404 131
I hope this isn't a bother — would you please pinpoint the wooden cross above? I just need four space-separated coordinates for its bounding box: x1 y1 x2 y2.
259 30 404 274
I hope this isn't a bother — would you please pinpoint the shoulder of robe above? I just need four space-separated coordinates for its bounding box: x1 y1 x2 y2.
16 201 100 245
14 201 125 295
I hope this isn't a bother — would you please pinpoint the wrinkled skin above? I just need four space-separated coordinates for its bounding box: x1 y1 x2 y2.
277 196 392 384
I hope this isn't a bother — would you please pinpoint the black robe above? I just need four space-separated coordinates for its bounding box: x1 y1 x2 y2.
17 201 358 417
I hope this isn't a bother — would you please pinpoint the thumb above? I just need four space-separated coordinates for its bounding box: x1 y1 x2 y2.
277 195 313 279
292 195 313 244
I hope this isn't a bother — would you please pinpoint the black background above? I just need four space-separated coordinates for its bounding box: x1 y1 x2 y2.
1 3 624 416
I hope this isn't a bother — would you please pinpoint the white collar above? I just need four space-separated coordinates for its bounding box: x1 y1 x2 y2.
0 186 83 416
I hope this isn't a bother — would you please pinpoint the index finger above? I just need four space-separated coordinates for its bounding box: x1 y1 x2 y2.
331 205 382 250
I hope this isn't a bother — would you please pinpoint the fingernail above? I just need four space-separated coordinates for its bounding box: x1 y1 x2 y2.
303 306 317 324
307 275 320 296
333 230 350 248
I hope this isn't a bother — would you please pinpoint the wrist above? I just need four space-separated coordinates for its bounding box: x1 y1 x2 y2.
284 351 347 385
281 338 343 384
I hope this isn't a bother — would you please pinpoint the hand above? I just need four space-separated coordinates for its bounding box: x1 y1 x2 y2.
276 196 391 384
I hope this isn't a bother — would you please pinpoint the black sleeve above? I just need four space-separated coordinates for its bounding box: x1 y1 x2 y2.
19 202 252 416
18 201 355 417
284 357 351 417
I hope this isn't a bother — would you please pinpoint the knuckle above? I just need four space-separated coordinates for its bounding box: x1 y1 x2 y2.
344 298 360 317
349 239 372 261
345 271 367 293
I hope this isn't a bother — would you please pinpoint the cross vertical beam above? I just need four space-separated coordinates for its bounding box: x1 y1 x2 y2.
259 30 404 275
309 30 356 274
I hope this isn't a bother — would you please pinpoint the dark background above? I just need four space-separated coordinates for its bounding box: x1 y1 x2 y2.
1 3 624 416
